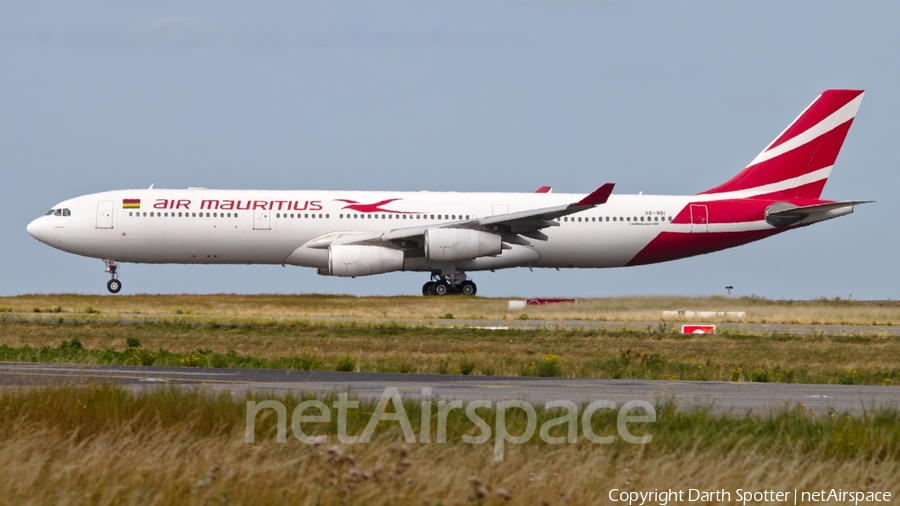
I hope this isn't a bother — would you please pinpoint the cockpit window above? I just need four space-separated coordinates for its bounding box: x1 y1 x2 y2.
45 209 55 216
62 209 71 216
53 209 62 216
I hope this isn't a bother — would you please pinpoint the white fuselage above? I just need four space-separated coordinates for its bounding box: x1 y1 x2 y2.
28 188 732 272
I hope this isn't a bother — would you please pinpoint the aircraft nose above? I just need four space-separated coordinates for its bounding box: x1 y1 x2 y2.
26 218 43 241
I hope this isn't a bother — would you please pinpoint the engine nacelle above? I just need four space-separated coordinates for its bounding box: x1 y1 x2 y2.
425 228 502 262
328 245 404 277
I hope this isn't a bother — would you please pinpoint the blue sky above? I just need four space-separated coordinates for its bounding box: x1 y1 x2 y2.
1 2 898 299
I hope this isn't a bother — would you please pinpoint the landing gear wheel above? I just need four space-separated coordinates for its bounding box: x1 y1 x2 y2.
423 281 436 296
107 279 122 294
433 281 450 296
459 280 477 296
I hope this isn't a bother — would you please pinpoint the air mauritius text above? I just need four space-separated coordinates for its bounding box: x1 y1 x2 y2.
244 387 655 461
150 198 323 211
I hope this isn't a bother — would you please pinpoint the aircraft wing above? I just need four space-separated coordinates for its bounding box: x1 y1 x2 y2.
306 183 614 250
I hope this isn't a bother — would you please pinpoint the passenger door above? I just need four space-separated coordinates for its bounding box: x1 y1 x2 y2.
690 204 708 233
253 208 271 230
96 200 114 229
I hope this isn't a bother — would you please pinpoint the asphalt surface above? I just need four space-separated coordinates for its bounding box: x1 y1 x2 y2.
2 362 898 413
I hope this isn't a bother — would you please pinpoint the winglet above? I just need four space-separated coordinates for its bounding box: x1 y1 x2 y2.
576 183 615 206
535 186 552 193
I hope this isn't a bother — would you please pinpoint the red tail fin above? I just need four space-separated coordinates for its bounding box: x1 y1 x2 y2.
701 89 864 199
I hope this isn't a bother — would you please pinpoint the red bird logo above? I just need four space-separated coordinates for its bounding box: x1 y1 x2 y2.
334 198 415 214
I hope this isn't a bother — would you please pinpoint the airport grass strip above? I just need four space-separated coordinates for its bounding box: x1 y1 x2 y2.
2 319 900 384
3 293 900 326
0 384 898 505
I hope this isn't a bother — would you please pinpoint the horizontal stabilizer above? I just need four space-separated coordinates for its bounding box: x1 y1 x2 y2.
765 200 871 227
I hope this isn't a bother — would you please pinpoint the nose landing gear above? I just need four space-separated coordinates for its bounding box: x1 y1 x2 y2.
422 273 477 296
105 260 122 294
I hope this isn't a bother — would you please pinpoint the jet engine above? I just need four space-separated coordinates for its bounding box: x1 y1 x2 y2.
328 245 404 277
424 228 501 262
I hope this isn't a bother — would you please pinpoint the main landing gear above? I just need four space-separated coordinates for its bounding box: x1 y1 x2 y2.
105 260 122 294
422 273 477 296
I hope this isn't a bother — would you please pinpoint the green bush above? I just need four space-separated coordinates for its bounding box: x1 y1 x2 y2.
335 354 357 372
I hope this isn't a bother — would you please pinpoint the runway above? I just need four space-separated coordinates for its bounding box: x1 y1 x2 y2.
2 362 898 413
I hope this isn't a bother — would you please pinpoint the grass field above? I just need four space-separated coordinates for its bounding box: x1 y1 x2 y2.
2 294 900 384
2 317 900 384
0 384 897 505
3 296 899 504
3 293 900 325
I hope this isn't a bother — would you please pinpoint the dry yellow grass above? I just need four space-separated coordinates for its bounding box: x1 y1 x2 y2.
2 428 897 505
2 294 900 325
1 385 898 505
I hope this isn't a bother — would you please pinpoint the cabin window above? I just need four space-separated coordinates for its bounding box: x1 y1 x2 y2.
325 214 329 218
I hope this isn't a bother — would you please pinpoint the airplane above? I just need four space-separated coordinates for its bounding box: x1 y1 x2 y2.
27 89 868 296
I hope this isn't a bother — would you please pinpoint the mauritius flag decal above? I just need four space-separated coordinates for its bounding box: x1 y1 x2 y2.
123 199 141 209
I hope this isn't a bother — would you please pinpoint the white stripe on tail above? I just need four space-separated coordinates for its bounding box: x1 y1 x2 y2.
701 89 864 199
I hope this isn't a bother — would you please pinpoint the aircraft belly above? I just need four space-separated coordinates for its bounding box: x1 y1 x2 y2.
114 227 301 264
532 226 658 268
